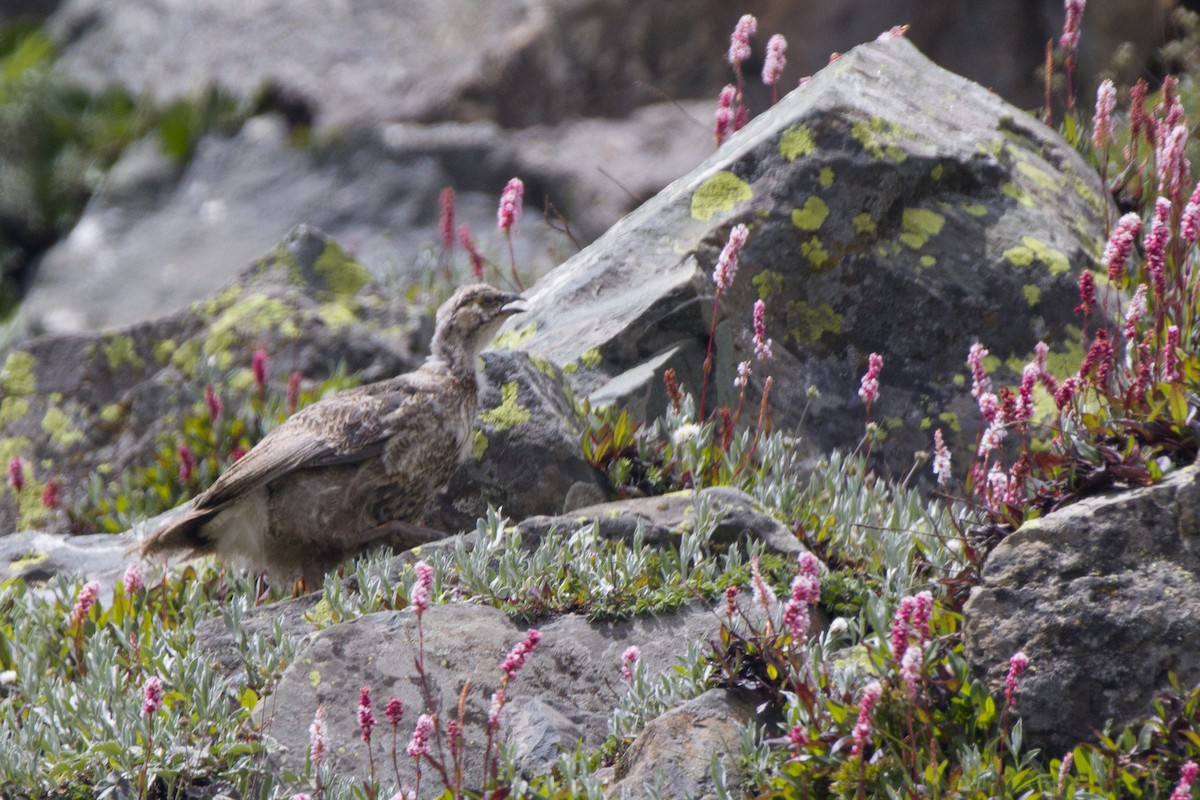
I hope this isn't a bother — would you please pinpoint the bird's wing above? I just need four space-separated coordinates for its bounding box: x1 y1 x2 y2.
196 379 432 510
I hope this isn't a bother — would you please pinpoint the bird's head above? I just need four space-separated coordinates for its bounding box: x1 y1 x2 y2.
430 284 525 365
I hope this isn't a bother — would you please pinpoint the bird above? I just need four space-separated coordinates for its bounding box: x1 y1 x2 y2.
133 283 524 586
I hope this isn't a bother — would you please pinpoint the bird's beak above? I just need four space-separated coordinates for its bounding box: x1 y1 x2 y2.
501 292 525 315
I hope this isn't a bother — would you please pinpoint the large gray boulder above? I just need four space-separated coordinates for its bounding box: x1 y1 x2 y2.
964 466 1200 753
508 35 1105 476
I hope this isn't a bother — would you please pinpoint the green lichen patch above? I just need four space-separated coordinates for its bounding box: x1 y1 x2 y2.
786 301 843 345
170 339 204 377
801 237 830 268
41 406 83 447
899 208 946 249
9 550 48 572
961 203 988 218
850 117 913 162
100 403 124 424
690 171 753 221
154 339 177 365
1016 161 1061 194
199 283 244 319
852 213 876 235
492 322 537 350
752 270 784 300
1003 236 1070 276
1001 182 1034 208
0 350 36 396
0 436 31 465
479 382 531 431
204 292 295 356
937 411 961 433
579 347 603 369
930 164 944 181
919 255 936 268
0 396 29 426
99 334 144 371
472 430 489 460
318 301 359 330
1023 284 1042 306
818 167 835 187
791 197 830 232
313 240 370 297
778 125 816 161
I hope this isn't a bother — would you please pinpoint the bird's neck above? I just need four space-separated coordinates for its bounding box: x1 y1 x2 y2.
425 343 483 385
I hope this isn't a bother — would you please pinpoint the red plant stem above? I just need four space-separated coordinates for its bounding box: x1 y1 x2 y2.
698 288 723 421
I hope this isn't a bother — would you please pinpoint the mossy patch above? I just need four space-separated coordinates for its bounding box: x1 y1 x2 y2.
1016 161 1061 194
786 301 843 344
850 117 913 162
0 436 31 465
99 334 144 371
937 411 961 433
752 270 784 300
100 404 124 424
1003 236 1070 276
0 350 36 395
528 355 557 380
205 292 294 356
153 339 177 365
852 213 875 235
961 203 987 217
318 301 359 330
818 167 834 187
1023 284 1042 306
791 197 830 232
579 347 603 369
930 164 944 181
1001 181 1034 208
9 551 48 572
492 322 537 350
919 255 936 268
778 125 816 161
313 241 370 297
899 208 946 249
801 237 830 268
0 396 29 426
472 430 489 460
690 171 753 221
479 382 531 431
170 339 204 377
42 407 83 447
199 283 244 319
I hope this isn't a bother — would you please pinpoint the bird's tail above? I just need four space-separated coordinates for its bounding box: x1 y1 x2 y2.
125 507 217 560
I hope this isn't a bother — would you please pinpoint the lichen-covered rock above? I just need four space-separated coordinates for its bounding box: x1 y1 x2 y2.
425 349 607 534
258 602 722 792
517 486 804 557
963 466 1200 753
0 225 415 535
508 36 1105 477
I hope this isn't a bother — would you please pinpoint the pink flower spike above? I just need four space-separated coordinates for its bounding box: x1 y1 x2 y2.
715 84 736 147
1104 212 1142 281
287 371 302 415
6 456 24 493
1059 0 1085 54
68 581 100 628
621 645 640 680
459 223 486 280
178 444 195 482
439 187 456 251
932 429 952 487
142 675 164 717
500 628 542 681
1092 79 1116 151
850 680 883 757
497 177 524 232
386 696 404 728
204 383 222 423
407 713 434 758
733 360 752 389
762 34 788 92
858 353 883 405
309 705 329 768
252 348 268 393
123 563 145 595
1004 651 1029 706
41 480 60 510
487 689 505 732
713 224 749 291
357 686 376 743
1184 182 1200 243
727 14 757 66
1075 271 1095 316
968 343 992 399
724 585 738 617
1165 325 1182 382
752 300 773 362
410 560 434 614
1172 761 1200 800
900 644 923 697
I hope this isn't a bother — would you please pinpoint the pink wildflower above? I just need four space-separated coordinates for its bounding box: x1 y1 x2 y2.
762 34 788 96
858 353 883 405
287 371 302 415
1058 751 1074 793
1128 79 1154 161
386 696 404 728
621 645 640 680
749 554 776 612
978 415 1008 457
1079 329 1114 386
724 585 738 617
142 675 164 717
68 581 100 628
900 644 923 697
41 480 60 510
487 689 505 731
713 224 749 291
358 686 376 743
459 223 485 281
1125 285 1148 340
714 84 736 146
727 14 757 66
932 429 952 487
178 444 195 482
439 187 456 252
1055 376 1080 410
205 383 222 423
252 348 268 394
1165 325 1182 382
407 713 434 758
1158 123 1191 203
1092 79 1116 152
968 343 991 399
977 391 1001 425
787 724 809 748
1146 197 1171 304
500 628 542 681
410 561 434 614
1004 651 1029 706
753 300 773 362
5 455 23 493
1075 270 1095 316
123 562 145 595
1014 363 1038 432
1059 0 1085 54
1184 182 1200 243
850 681 883 757
1103 212 1142 281
734 103 749 132
310 705 329 768
733 360 752 389
987 463 1009 505
1172 761 1199 800
1033 341 1058 394
497 178 524 232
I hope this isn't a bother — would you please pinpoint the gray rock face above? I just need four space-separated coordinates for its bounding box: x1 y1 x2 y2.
259 602 722 793
518 486 804 557
963 466 1200 753
47 0 734 131
508 36 1105 476
611 688 760 800
1 225 415 535
425 349 607 534
0 529 132 595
